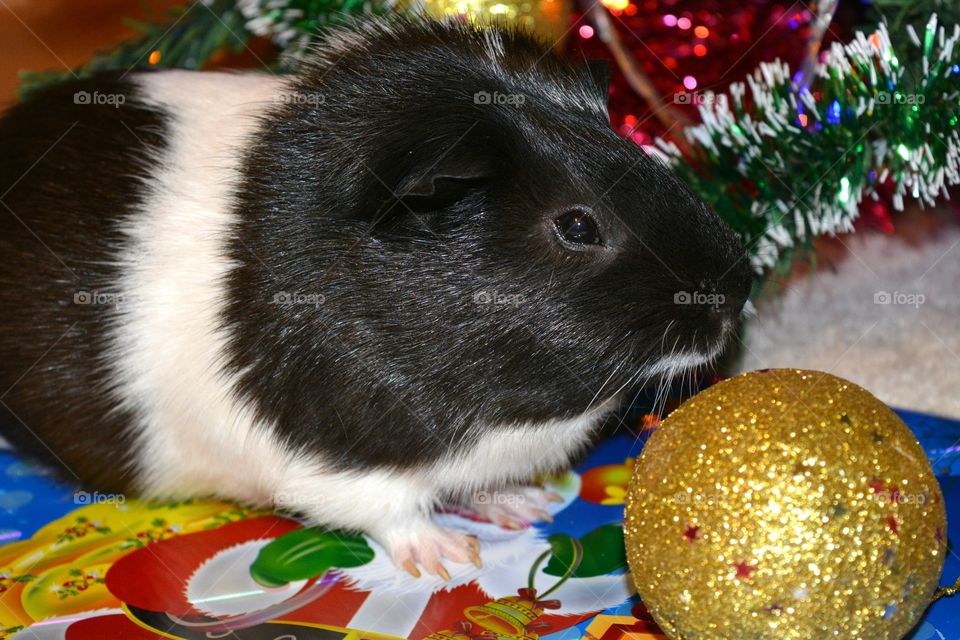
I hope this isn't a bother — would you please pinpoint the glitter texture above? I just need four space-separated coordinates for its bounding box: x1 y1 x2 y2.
625 369 947 639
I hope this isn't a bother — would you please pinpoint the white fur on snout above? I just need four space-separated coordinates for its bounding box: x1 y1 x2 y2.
645 351 714 377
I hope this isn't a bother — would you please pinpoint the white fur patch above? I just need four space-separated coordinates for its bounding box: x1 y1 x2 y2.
427 404 613 498
112 70 312 504
268 404 612 546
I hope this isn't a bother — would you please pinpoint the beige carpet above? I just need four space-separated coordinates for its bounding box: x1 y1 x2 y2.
738 208 960 418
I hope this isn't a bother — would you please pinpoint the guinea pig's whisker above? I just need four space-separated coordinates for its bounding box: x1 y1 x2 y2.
659 319 676 358
595 324 666 413
596 359 641 415
585 355 627 414
686 328 701 399
653 333 683 418
606 345 644 399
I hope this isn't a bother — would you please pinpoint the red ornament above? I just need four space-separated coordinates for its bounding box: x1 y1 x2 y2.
858 198 896 234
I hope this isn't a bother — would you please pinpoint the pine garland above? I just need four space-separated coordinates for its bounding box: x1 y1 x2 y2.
652 16 960 273
19 0 245 98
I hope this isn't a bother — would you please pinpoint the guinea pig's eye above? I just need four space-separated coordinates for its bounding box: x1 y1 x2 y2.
554 209 601 246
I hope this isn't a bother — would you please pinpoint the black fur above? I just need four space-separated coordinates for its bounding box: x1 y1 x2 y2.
0 74 168 489
222 20 752 470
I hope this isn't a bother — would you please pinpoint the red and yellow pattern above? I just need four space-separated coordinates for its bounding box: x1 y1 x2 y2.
0 499 260 639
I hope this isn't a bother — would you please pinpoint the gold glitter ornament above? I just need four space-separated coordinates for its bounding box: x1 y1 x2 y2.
624 369 947 640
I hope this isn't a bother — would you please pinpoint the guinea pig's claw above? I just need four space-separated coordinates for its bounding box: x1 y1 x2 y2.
495 515 526 530
466 535 480 553
402 559 421 578
466 537 483 568
465 485 563 530
390 526 483 580
532 508 554 523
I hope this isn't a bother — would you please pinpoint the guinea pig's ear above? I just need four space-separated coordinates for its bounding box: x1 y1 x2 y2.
586 60 611 105
392 143 497 211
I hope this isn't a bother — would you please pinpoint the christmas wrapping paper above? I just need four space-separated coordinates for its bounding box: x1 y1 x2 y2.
1 405 958 639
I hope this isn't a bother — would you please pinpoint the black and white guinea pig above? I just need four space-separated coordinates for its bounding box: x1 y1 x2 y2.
0 19 751 576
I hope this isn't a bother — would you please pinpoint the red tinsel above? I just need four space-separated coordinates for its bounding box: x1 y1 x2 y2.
567 0 823 145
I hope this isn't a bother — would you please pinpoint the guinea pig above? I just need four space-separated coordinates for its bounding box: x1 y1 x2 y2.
0 18 751 577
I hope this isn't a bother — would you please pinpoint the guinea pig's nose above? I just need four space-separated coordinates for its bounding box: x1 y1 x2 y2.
725 253 754 312
682 258 752 319
709 291 746 318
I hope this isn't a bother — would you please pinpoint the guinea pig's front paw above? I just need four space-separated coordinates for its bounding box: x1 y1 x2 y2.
387 523 481 580
466 485 564 530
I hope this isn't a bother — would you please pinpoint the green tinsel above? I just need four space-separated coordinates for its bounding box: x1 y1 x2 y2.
652 16 960 274
869 0 960 49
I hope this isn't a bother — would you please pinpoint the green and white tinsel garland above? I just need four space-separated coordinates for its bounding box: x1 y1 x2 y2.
215 0 399 59
652 16 960 272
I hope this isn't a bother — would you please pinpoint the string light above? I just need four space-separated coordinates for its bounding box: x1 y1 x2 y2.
601 0 630 11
